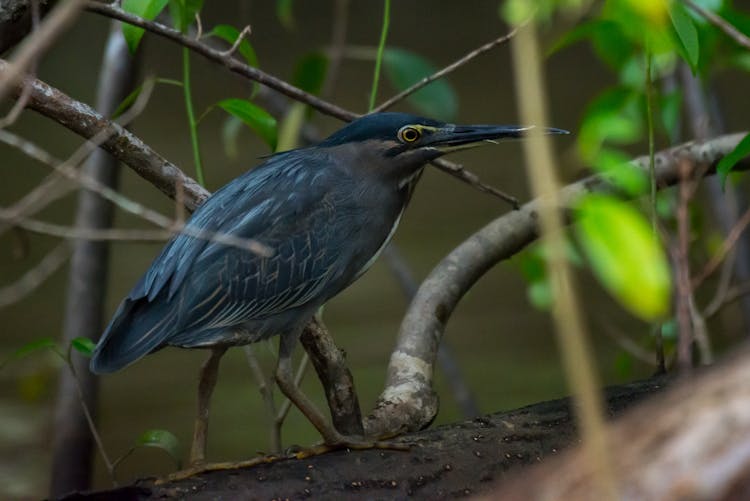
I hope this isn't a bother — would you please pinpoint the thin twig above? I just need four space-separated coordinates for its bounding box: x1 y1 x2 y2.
703 249 738 317
243 346 280 454
217 25 251 57
373 23 524 112
692 205 750 289
432 158 520 208
0 173 73 238
0 0 85 100
0 242 72 307
0 129 175 231
65 358 116 484
0 211 272 255
675 159 695 373
368 0 390 111
320 0 349 98
85 1 357 122
275 353 310 425
705 280 750 319
684 0 750 50
84 2 516 203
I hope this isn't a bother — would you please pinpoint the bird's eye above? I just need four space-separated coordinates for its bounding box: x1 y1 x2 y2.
398 126 421 143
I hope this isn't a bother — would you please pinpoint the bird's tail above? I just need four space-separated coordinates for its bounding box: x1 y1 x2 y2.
89 296 176 374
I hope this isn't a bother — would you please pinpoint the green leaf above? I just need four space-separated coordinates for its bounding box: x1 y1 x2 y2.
121 0 169 53
659 88 682 142
208 25 259 68
382 48 458 122
528 280 553 310
669 1 700 71
276 0 294 29
71 337 95 357
575 194 672 321
592 149 648 196
1 338 59 370
136 429 182 468
293 52 329 96
217 98 277 151
591 20 636 71
578 87 641 161
717 132 750 188
168 0 203 32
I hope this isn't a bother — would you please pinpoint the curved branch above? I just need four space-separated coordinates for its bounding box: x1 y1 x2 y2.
84 2 518 206
365 132 750 435
0 58 209 210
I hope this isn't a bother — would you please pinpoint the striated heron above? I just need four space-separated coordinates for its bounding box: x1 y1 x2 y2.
90 112 567 464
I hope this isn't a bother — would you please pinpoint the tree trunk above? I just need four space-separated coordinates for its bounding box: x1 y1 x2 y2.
49 24 137 497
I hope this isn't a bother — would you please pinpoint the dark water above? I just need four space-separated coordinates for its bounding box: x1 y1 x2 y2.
1 1 747 496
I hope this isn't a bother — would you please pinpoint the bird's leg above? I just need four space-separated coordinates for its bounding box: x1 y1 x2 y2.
190 346 228 465
275 346 344 444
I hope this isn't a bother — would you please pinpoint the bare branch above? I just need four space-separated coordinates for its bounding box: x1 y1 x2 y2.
0 241 72 307
692 205 750 289
365 132 750 436
83 2 517 205
372 24 524 113
85 1 357 122
685 0 750 50
0 0 85 100
0 58 209 210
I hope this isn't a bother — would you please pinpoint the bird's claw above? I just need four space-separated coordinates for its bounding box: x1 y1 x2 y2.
294 435 411 459
155 454 284 484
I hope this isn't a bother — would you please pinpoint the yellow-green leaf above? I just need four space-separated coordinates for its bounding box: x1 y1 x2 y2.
575 194 671 321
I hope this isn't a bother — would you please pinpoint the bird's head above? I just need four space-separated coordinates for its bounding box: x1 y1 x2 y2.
319 112 567 186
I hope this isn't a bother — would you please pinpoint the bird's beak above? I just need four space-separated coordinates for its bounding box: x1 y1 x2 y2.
426 124 569 152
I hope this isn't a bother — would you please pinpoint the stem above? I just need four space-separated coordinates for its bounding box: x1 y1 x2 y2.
646 52 657 231
368 0 390 111
510 20 617 499
182 47 204 186
645 51 665 371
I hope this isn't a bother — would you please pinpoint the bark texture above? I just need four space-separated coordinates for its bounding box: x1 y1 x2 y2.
59 377 666 500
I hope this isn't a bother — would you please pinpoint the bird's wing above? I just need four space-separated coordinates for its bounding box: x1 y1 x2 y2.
91 152 360 372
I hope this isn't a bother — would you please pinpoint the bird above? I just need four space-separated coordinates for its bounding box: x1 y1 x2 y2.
90 112 567 464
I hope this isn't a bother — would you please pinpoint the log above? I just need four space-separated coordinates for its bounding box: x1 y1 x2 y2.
59 376 666 500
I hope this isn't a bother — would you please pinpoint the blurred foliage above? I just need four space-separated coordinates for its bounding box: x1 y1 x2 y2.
575 195 672 321
133 429 183 469
511 0 750 364
382 48 458 121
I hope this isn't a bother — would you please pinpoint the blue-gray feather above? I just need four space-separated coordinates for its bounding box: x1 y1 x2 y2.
90 145 405 374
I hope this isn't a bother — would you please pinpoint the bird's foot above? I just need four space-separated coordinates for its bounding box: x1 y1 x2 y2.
293 434 411 459
155 454 285 484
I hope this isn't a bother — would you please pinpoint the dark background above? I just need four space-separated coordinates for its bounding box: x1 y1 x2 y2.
0 1 746 496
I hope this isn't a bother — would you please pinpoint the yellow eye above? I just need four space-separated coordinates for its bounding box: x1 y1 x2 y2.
398 126 421 143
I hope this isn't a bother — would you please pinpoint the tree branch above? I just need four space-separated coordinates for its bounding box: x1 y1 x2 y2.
85 1 356 122
365 132 750 436
0 58 209 210
372 24 524 113
84 1 519 207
